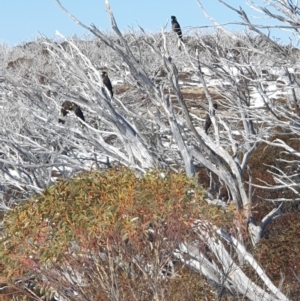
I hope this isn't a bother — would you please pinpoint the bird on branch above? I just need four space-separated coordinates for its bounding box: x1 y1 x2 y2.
171 16 183 41
171 16 183 50
58 101 85 124
102 71 114 98
204 103 218 134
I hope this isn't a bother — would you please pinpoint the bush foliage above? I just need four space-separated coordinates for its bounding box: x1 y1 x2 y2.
0 167 299 300
0 167 233 300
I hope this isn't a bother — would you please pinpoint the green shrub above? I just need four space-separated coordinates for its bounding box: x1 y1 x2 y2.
1 167 225 300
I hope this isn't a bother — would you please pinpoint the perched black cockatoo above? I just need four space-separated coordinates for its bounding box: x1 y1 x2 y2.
171 16 183 41
102 71 113 97
59 101 85 124
204 103 218 134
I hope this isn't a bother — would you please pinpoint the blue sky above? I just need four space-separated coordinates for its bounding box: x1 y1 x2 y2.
0 0 294 46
